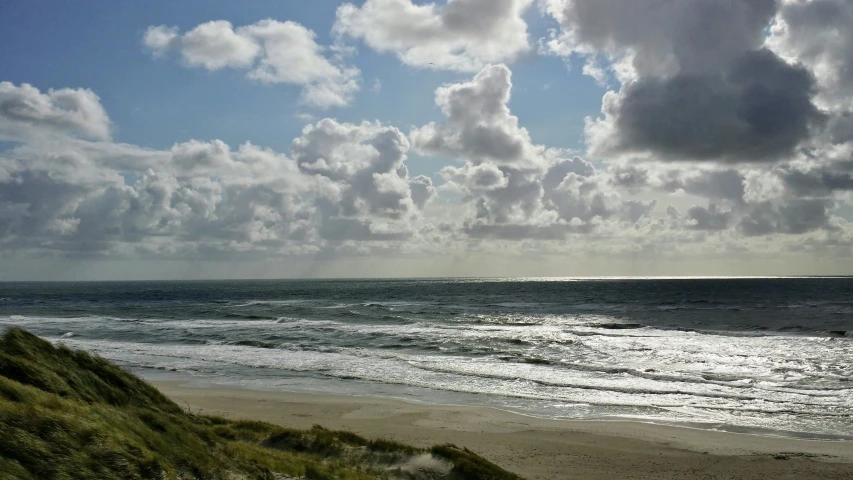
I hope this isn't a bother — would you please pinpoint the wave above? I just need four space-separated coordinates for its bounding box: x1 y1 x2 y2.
395 364 791 403
407 362 849 408
685 404 853 418
2 314 131 324
220 313 278 320
777 325 809 332
48 336 852 434
585 322 645 330
226 339 279 349
488 302 555 308
10 312 851 384
225 299 310 308
657 305 744 312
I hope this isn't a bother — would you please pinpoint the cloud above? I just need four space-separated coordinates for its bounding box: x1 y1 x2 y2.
1 101 441 256
143 20 359 108
543 0 826 163
291 119 429 241
417 64 648 238
334 0 533 71
0 82 111 141
777 160 853 197
827 113 853 145
768 0 853 112
411 64 543 167
764 0 853 212
685 204 731 231
442 163 509 191
408 175 437 208
610 164 747 202
739 198 833 236
0 135 318 256
604 158 842 238
295 112 315 123
2 74 852 267
144 21 260 69
541 0 777 78
587 50 824 162
0 85 367 256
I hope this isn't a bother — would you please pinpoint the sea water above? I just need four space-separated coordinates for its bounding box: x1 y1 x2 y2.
1 278 851 439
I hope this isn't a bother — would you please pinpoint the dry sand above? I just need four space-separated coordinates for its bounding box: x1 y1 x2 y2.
153 381 853 479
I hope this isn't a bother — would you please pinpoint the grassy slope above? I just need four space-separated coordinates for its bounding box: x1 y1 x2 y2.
0 328 523 480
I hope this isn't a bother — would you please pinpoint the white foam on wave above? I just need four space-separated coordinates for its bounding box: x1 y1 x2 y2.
6 310 851 436
52 332 853 436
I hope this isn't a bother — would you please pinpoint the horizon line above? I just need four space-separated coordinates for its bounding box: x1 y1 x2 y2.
2 275 852 283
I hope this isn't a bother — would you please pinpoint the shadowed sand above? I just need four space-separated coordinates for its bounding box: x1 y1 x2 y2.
153 381 853 480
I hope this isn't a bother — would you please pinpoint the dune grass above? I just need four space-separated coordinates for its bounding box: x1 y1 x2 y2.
0 327 523 480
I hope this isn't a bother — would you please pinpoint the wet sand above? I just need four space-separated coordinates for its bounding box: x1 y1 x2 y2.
153 381 853 479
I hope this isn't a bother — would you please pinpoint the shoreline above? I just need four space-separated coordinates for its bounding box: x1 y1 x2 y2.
152 380 853 480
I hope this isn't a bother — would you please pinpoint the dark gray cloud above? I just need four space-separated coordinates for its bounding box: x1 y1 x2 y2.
778 165 853 197
675 169 746 202
318 217 412 242
544 1 834 163
408 175 437 209
543 169 621 223
608 164 649 191
599 49 824 162
462 222 591 240
542 156 595 189
610 164 746 202
623 200 657 224
827 114 853 145
738 199 832 236
686 204 731 231
543 0 777 77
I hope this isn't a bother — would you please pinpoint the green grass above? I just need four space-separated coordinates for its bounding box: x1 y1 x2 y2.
0 328 524 480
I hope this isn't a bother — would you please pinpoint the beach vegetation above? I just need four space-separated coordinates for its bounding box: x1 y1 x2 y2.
0 327 523 480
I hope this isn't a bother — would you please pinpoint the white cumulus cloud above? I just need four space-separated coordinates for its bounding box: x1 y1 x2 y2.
143 19 359 109
0 82 111 141
334 0 533 71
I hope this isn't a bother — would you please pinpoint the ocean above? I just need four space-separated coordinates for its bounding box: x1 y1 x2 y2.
1 278 851 439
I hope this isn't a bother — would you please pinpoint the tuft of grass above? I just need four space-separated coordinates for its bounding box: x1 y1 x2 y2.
0 328 524 479
431 444 524 480
367 438 420 456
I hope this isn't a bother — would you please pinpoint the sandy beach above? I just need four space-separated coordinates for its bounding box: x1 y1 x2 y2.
153 381 853 480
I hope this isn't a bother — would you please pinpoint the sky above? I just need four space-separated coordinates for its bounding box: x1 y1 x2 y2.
1 0 853 280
